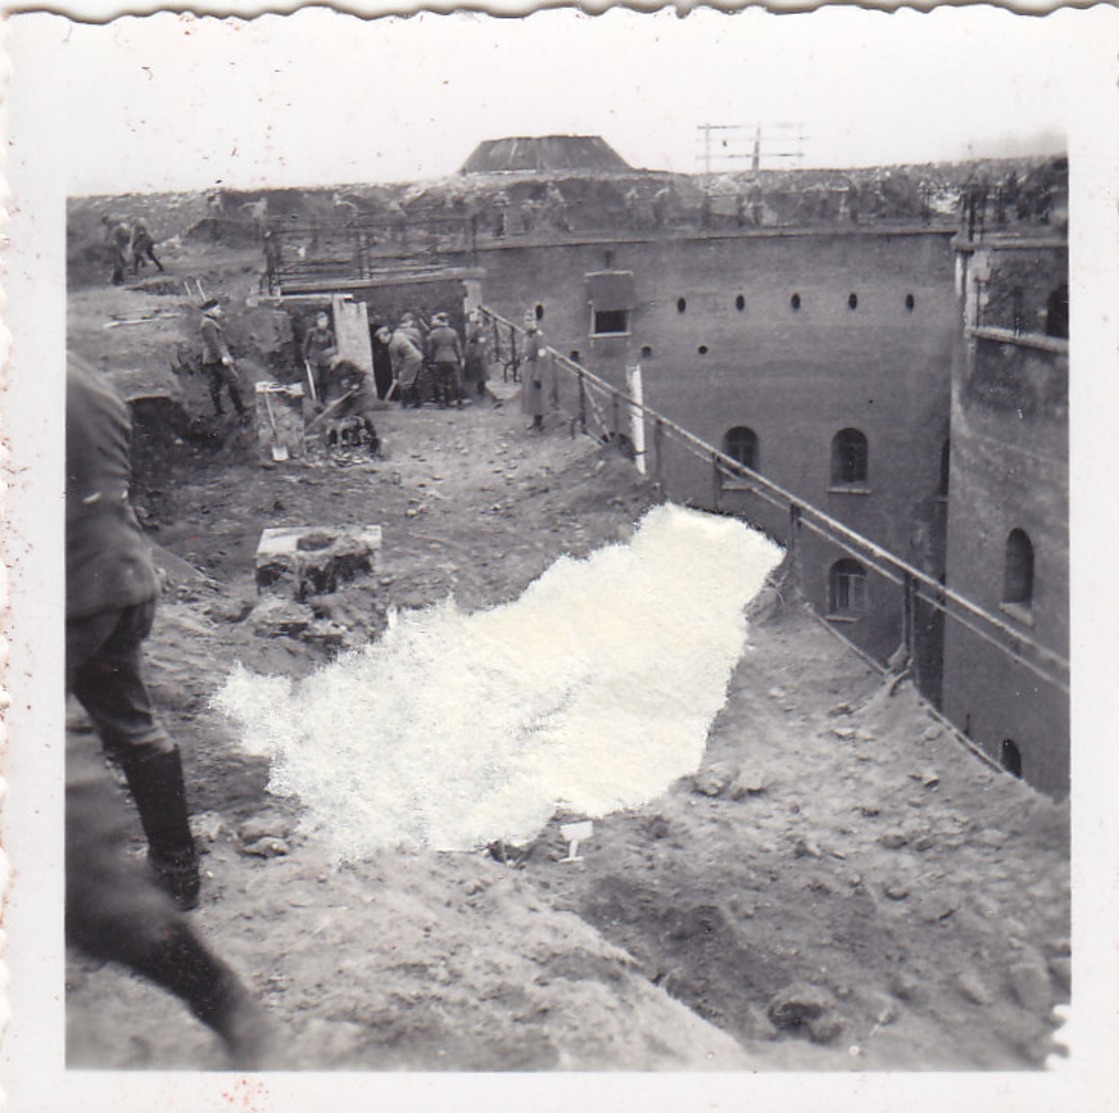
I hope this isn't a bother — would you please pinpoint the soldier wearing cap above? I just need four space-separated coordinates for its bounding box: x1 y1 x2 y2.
200 298 246 419
428 311 464 409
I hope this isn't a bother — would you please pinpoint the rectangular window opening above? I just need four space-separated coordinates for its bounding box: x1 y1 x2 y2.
592 308 630 336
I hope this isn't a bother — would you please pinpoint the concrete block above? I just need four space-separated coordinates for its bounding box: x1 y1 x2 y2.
255 525 383 600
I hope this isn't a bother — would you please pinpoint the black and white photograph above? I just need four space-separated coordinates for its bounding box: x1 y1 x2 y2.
3 3 1118 1110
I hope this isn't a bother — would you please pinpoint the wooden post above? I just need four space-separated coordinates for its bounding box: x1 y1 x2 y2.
903 572 919 682
611 391 620 441
787 503 802 587
712 453 721 510
653 418 665 490
578 372 587 434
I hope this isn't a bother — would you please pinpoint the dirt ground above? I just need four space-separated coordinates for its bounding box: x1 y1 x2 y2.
63 237 1070 1073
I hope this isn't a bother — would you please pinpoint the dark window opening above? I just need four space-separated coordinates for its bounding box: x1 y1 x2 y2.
829 558 867 617
735 294 746 312
723 426 758 473
1045 283 1069 338
905 293 916 311
569 350 580 362
603 250 615 269
640 345 653 358
939 439 951 497
848 292 858 310
593 308 630 335
1001 738 1022 778
791 293 802 311
535 303 545 321
1003 529 1034 607
831 428 869 485
677 297 687 314
697 345 708 355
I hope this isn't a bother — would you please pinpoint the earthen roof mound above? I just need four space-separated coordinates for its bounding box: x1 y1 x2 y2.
461 135 631 174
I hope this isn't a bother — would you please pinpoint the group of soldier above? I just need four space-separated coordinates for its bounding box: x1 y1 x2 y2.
101 213 164 285
372 309 489 410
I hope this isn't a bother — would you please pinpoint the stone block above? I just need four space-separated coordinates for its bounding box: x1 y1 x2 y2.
255 524 383 600
956 970 992 1006
692 761 737 797
767 982 835 1029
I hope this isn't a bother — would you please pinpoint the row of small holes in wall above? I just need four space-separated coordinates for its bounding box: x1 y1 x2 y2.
675 294 918 313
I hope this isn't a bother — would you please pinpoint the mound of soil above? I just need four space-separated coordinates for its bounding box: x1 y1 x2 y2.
64 397 1068 1071
63 237 1068 1073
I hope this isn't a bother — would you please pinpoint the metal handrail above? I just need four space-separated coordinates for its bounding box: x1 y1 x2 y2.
477 304 1069 696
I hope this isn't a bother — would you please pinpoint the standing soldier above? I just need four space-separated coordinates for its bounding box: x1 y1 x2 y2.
520 308 551 432
651 185 673 229
66 353 268 1065
67 354 202 909
492 190 510 239
104 215 132 285
387 316 426 408
428 312 464 409
301 310 337 400
463 309 489 399
129 217 165 274
200 298 247 420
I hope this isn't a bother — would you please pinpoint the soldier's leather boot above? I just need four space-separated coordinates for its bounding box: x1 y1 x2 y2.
120 747 201 911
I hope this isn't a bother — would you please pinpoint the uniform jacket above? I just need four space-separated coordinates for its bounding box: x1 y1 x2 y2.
200 312 231 366
520 326 552 418
66 356 159 620
389 328 424 387
302 325 336 366
428 324 463 366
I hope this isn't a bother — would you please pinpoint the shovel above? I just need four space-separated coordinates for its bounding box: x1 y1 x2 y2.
303 359 318 403
262 391 289 462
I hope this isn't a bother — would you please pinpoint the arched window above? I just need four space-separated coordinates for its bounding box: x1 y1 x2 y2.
829 559 867 618
831 428 868 486
723 426 759 473
1003 529 1034 607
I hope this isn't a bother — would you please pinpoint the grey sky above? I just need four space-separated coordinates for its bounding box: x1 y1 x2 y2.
12 4 1096 196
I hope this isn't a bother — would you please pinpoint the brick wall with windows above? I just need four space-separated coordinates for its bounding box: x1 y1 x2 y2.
943 239 1069 797
478 227 956 667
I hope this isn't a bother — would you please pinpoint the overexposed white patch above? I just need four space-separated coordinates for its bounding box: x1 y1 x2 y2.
214 504 783 858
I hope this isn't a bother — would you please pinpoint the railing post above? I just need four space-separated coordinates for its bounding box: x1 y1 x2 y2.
509 326 519 382
578 371 587 434
712 452 721 510
903 571 919 684
653 418 665 491
787 503 802 587
611 391 621 443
